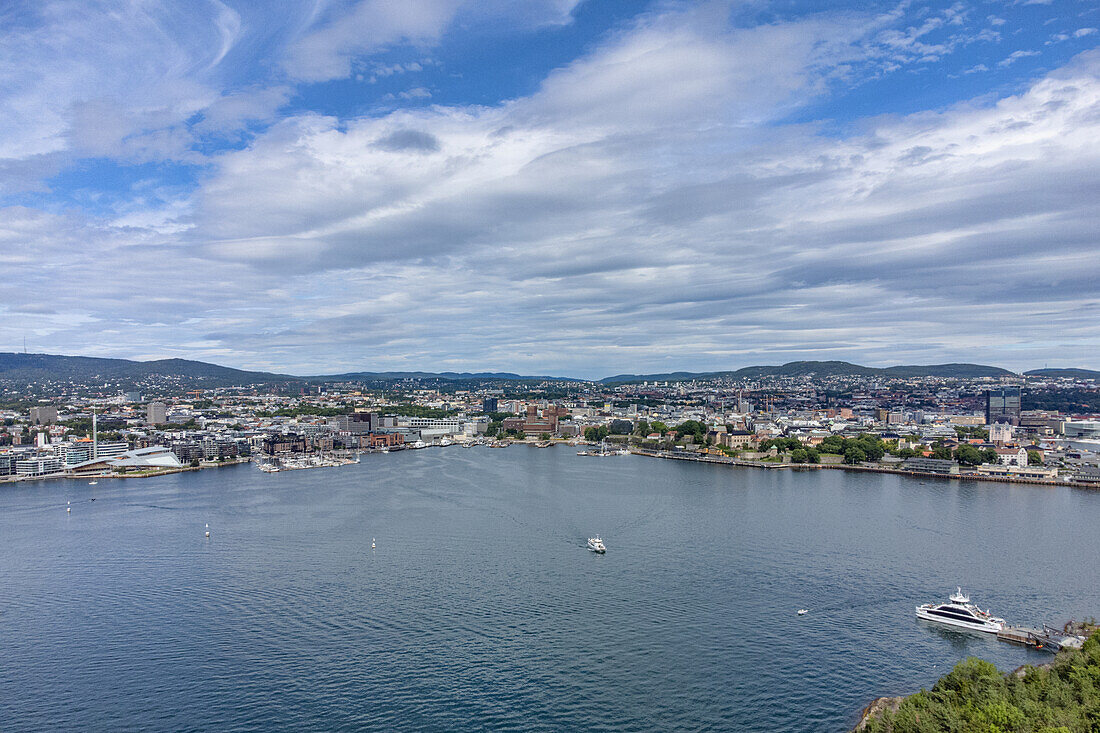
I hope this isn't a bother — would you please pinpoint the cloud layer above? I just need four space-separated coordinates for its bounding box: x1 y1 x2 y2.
1 1 1098 376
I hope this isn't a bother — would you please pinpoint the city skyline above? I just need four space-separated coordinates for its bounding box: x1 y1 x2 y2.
2 0 1099 379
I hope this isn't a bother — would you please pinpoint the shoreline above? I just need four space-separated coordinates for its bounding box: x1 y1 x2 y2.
0 457 252 485
4 444 1096 492
630 448 1100 490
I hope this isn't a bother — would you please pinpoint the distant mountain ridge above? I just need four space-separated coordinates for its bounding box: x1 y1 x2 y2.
1023 368 1100 378
2 352 1091 387
313 371 577 382
0 353 291 386
599 361 1016 383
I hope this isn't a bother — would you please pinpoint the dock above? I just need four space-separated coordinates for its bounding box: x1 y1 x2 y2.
998 626 1043 646
998 625 1087 652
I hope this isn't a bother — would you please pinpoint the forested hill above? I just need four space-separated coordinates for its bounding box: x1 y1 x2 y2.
600 361 1016 384
0 353 290 386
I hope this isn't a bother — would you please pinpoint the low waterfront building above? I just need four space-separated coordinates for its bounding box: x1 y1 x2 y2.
1064 420 1100 439
902 457 959 475
1073 466 1100 484
975 464 1058 481
368 432 404 448
16 456 63 476
69 446 184 475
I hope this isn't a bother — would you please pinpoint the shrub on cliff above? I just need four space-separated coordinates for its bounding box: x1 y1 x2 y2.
863 632 1100 732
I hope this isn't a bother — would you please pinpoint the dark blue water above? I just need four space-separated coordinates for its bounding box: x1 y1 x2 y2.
2 448 1098 731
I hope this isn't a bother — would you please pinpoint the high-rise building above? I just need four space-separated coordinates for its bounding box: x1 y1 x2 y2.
29 406 58 425
985 387 1021 425
147 401 167 425
482 397 498 414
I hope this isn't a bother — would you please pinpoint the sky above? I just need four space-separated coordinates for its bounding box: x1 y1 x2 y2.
1 0 1098 379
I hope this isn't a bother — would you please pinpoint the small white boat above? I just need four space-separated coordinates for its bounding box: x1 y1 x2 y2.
88 481 98 485
587 536 606 553
916 587 1005 633
797 609 809 616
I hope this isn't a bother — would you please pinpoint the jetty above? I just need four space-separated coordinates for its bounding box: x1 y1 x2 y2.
999 624 1089 651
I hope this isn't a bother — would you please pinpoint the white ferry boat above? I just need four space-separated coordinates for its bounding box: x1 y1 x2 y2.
587 536 606 553
916 588 1005 633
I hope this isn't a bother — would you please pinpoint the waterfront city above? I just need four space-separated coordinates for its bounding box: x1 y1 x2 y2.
4 0 1100 730
4 359 1100 490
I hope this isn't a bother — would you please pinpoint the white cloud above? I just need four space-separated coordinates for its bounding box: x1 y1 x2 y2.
4 4 1100 374
0 1 242 165
282 0 582 83
997 49 1041 67
148 16 1100 373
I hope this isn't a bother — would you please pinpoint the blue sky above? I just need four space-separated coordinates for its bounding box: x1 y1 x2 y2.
1 0 1098 378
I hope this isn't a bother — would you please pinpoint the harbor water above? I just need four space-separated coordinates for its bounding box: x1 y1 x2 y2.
2 447 1098 731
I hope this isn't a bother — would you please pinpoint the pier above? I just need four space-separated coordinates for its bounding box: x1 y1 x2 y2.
998 625 1088 652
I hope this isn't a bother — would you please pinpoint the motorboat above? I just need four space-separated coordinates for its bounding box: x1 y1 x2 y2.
797 609 809 616
587 536 606 553
916 587 1005 633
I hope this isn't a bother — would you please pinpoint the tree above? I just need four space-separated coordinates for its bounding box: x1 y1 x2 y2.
761 437 804 453
649 421 668 435
583 426 609 442
634 419 649 436
674 420 708 443
954 444 985 466
844 446 867 464
1028 450 1043 466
